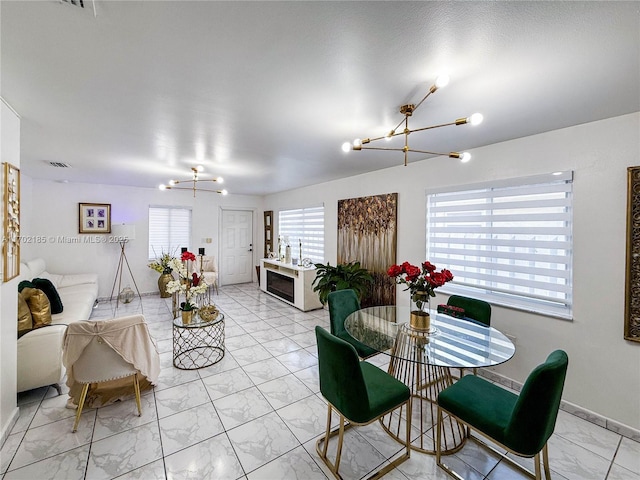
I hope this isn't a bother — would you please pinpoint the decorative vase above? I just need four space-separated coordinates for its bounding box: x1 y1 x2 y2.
410 291 431 331
158 272 173 298
181 309 194 325
119 286 135 304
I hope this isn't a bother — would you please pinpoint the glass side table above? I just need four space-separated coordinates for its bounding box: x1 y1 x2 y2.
172 311 225 370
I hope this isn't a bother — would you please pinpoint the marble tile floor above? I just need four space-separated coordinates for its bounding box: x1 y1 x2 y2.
1 284 638 480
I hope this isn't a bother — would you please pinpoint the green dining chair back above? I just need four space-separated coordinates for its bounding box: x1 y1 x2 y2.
327 289 377 359
447 294 491 327
315 326 412 479
436 350 569 480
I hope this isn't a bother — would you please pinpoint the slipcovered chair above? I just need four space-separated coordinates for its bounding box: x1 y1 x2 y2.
195 255 219 296
62 314 161 432
327 289 377 359
315 326 411 479
447 294 491 327
436 350 569 480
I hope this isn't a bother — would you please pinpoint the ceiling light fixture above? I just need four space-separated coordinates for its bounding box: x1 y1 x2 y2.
159 166 228 197
342 75 483 166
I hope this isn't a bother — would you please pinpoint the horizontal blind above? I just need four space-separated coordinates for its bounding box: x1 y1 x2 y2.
427 172 573 319
278 206 325 263
148 206 191 259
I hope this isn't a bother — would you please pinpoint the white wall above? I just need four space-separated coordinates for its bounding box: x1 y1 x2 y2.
263 113 640 430
22 181 262 298
1 100 21 443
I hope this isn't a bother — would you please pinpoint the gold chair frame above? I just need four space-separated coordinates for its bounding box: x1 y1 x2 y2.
316 399 412 480
436 406 552 480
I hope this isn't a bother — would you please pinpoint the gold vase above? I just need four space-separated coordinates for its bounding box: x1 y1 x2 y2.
410 291 431 331
181 309 194 325
158 272 173 298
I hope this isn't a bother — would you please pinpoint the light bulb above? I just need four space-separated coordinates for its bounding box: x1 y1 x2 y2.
216 176 224 183
353 138 362 148
341 142 351 153
159 184 166 190
469 113 483 126
221 189 228 195
169 180 176 186
460 152 471 163
386 130 395 141
435 74 450 89
196 165 204 172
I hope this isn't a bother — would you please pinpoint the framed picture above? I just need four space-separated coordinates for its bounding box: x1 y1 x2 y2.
79 203 111 233
625 167 640 343
264 210 274 257
3 162 20 282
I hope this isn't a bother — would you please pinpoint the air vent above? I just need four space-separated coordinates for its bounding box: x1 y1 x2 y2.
58 0 96 17
60 0 85 7
47 161 72 168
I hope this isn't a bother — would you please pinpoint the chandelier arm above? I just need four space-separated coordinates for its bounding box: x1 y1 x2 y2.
360 146 407 152
412 88 436 113
163 186 226 194
405 148 453 156
407 120 459 134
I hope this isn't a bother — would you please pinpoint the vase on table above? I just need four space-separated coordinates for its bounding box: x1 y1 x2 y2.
410 291 431 331
158 272 173 298
181 309 194 325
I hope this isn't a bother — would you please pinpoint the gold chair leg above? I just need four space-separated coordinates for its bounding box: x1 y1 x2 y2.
542 444 552 480
133 373 142 416
72 383 90 432
436 407 443 466
534 452 542 480
321 404 332 458
334 415 346 474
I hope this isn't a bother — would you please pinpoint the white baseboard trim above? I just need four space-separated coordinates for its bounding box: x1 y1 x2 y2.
0 406 20 449
477 369 640 442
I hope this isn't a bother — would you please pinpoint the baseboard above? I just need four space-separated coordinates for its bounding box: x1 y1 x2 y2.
477 369 640 442
0 406 20 449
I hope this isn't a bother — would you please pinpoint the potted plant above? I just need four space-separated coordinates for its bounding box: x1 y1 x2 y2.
312 261 374 305
148 251 176 298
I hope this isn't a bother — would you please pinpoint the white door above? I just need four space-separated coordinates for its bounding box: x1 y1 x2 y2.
220 209 253 285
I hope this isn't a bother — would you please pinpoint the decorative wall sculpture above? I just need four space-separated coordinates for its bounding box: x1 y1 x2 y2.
3 162 20 282
625 166 640 343
337 193 397 307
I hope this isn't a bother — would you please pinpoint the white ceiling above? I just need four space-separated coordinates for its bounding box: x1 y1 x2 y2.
2 1 639 196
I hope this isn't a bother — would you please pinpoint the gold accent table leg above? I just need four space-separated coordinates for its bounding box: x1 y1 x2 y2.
133 373 142 416
72 383 90 432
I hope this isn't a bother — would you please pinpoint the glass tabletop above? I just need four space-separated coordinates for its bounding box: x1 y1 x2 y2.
345 306 515 368
173 311 224 328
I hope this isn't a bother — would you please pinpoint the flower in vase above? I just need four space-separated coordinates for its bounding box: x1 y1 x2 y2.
148 251 176 274
387 261 454 309
166 253 208 310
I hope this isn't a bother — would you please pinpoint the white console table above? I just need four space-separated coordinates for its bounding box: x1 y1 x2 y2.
260 259 323 311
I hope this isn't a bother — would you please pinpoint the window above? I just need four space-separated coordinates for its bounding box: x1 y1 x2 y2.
427 172 573 319
148 206 191 259
278 205 325 263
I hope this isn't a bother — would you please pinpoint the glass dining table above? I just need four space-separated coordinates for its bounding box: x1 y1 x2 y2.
345 305 515 455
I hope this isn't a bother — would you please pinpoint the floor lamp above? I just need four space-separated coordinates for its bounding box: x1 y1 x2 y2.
109 224 143 309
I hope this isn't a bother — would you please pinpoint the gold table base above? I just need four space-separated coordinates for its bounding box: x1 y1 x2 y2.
380 324 466 455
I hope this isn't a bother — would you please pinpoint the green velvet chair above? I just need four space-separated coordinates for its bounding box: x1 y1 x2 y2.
327 289 378 359
315 326 412 479
436 350 569 480
447 294 492 327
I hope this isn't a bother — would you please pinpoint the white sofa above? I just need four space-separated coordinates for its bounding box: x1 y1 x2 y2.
17 258 99 393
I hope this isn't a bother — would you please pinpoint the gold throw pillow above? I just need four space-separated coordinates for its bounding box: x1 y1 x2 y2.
22 287 52 329
18 291 33 338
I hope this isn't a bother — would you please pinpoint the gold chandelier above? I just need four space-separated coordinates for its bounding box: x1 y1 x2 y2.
159 166 228 197
342 75 483 166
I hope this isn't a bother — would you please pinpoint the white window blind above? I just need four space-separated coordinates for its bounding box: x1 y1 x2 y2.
148 206 191 259
278 205 325 264
427 172 573 319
